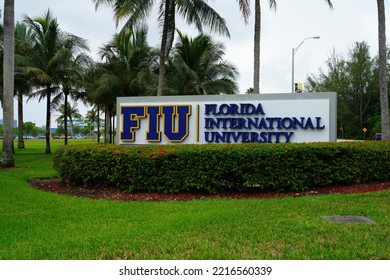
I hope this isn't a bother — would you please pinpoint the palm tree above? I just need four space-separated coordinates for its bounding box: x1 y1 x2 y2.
14 22 34 149
253 0 276 94
98 24 155 97
236 0 333 94
84 107 98 140
23 10 89 153
236 0 276 94
377 0 389 140
57 33 90 143
91 25 155 143
166 31 238 95
55 102 83 139
53 53 91 145
92 0 230 96
1 0 15 167
83 64 103 143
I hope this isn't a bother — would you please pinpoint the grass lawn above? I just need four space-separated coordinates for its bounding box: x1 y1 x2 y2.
0 139 389 260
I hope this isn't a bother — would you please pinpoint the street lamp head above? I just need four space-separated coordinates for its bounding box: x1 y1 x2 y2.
292 36 321 93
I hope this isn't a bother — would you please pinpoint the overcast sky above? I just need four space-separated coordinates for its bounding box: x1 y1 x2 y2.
0 0 389 127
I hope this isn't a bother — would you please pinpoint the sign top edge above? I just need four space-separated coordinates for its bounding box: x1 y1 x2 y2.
117 92 336 103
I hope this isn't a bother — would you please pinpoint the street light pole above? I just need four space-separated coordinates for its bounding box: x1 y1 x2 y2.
291 36 320 93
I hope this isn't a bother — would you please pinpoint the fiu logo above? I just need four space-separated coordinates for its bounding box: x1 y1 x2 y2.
120 105 192 142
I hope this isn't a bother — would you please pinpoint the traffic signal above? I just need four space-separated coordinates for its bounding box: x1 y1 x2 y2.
294 83 303 93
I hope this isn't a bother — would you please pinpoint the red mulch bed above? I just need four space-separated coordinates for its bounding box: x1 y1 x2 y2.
30 179 390 202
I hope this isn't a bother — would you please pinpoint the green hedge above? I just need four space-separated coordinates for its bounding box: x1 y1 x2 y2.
53 141 390 194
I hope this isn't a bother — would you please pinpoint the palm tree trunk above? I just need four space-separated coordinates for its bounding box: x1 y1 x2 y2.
17 92 25 149
1 0 15 167
377 0 389 140
253 0 261 94
45 84 51 154
157 48 166 96
70 118 74 140
104 108 108 143
97 104 100 143
64 91 69 145
112 113 115 144
157 0 172 96
109 109 113 144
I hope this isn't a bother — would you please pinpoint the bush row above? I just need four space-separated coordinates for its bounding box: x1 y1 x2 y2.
53 141 390 194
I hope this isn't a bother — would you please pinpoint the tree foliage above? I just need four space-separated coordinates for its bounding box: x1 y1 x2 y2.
55 101 83 139
306 42 388 139
92 0 230 96
165 31 238 95
23 9 89 153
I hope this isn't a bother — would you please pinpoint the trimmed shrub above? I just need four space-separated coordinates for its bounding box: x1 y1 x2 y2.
53 141 390 194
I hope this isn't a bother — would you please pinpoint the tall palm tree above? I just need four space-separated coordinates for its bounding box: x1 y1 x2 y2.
1 0 15 167
166 30 238 95
14 22 34 149
91 25 155 143
98 24 155 97
377 0 389 140
23 10 89 153
56 101 83 139
83 64 103 143
52 53 91 145
92 0 230 96
236 0 333 94
84 107 98 140
253 0 276 94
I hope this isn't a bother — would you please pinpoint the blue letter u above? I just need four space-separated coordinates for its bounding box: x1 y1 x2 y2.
163 105 191 142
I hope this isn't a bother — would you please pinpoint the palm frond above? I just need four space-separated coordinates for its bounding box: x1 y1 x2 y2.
22 67 52 84
180 0 230 38
324 0 333 9
92 0 116 10
237 0 251 23
269 0 277 11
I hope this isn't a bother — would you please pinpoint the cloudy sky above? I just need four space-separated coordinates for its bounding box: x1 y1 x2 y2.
0 0 389 126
